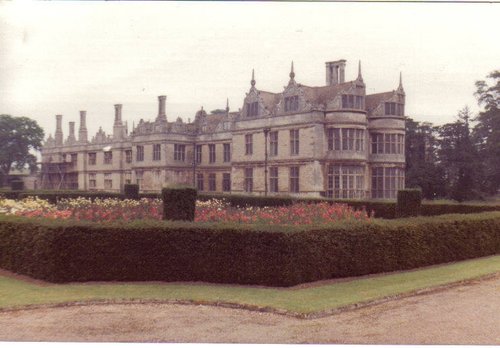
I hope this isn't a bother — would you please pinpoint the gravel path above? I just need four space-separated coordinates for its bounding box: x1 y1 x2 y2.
1 274 499 344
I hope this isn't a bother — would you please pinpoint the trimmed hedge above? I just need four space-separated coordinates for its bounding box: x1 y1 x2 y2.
396 189 422 218
162 186 197 221
10 180 24 191
421 203 500 216
0 190 24 200
0 212 499 286
124 184 139 200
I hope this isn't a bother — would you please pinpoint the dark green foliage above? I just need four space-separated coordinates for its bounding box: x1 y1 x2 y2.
0 212 498 286
396 189 422 218
0 189 24 199
438 107 478 202
10 180 24 191
420 203 500 216
474 70 500 195
123 184 139 200
162 186 197 221
0 115 44 187
405 118 447 199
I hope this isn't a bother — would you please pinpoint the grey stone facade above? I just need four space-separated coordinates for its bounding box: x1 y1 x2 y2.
41 59 406 199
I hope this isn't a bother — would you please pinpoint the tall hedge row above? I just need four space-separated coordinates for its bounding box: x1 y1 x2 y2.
1 212 499 286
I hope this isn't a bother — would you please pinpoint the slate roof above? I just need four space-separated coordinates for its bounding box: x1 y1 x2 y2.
365 91 394 115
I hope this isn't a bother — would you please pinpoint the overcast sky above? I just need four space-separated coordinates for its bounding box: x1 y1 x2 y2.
1 1 499 139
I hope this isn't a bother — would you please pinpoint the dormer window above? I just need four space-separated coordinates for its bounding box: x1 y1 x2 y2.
342 95 364 109
284 95 299 112
246 102 258 117
384 102 404 116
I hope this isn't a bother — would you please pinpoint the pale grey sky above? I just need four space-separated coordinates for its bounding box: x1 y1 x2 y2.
1 1 499 139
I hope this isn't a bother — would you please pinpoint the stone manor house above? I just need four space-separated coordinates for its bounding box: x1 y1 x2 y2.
41 59 406 199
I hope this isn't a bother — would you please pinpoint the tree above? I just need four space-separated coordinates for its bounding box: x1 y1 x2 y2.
438 107 478 202
473 70 500 195
0 115 44 187
405 118 446 199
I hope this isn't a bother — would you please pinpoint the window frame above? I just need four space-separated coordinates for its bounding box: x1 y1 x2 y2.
104 151 113 165
88 173 97 188
196 173 204 191
88 152 96 166
244 167 253 192
136 146 144 162
195 144 202 164
152 144 161 161
174 144 186 162
222 173 231 192
269 131 278 157
290 129 300 155
289 166 300 193
223 143 231 162
208 173 216 191
269 166 279 193
209 144 216 163
125 150 132 164
104 173 112 190
245 134 253 155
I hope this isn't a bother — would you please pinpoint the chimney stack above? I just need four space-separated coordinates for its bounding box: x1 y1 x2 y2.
55 114 63 146
68 121 76 144
157 95 167 121
79 111 88 143
114 104 123 125
325 59 346 86
113 104 126 140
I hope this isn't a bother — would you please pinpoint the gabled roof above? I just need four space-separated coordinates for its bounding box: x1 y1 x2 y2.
257 90 280 112
365 91 394 114
301 81 354 107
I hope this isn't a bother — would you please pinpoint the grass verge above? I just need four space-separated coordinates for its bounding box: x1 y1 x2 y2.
0 255 499 317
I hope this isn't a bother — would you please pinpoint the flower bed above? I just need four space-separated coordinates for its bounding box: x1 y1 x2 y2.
0 197 370 226
196 199 371 225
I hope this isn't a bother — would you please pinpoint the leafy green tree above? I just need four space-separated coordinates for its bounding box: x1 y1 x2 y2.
0 115 44 187
438 107 478 201
473 70 500 195
405 118 446 199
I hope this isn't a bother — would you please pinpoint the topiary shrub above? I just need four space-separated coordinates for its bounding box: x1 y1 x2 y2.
396 189 422 217
124 184 139 200
162 186 197 221
10 180 24 191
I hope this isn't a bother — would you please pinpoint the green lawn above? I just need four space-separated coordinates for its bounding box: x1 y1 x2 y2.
1 255 499 316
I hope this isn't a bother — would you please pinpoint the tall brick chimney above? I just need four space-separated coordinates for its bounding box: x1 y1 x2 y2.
55 114 63 146
79 111 88 143
114 104 123 126
113 104 125 140
325 60 346 86
157 95 167 121
67 121 76 144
